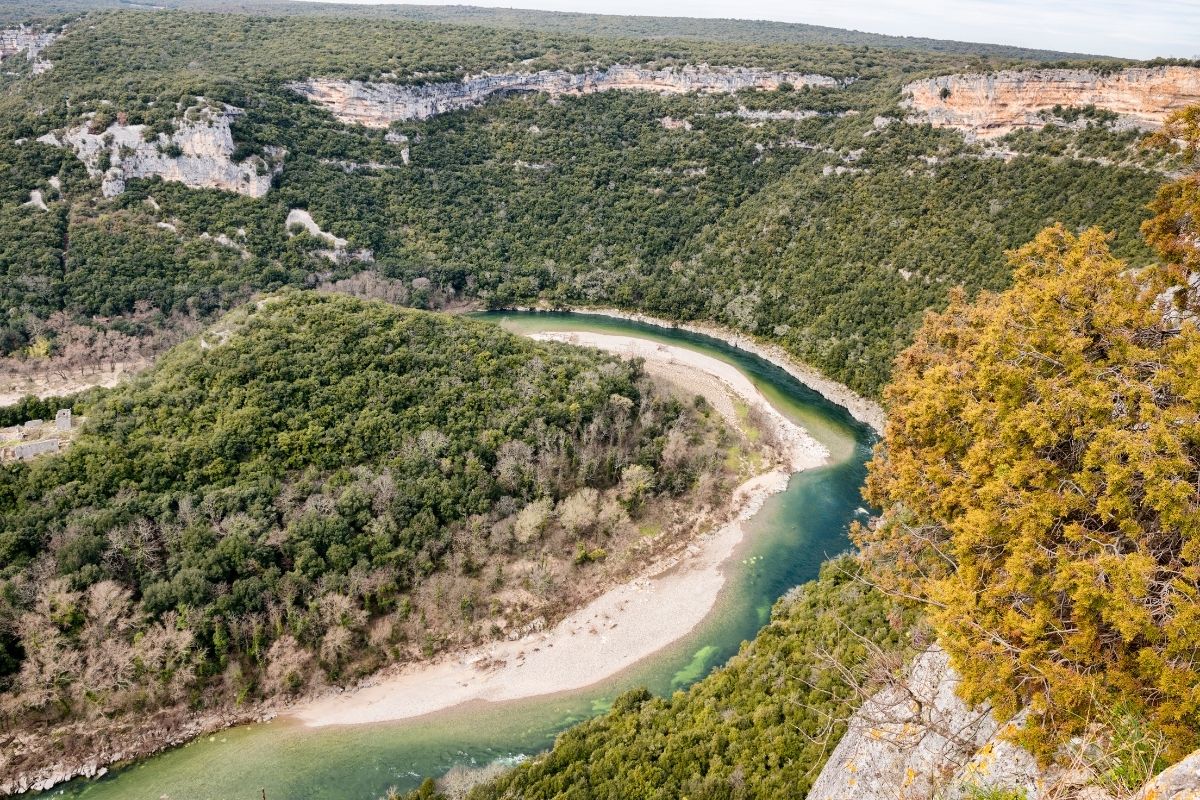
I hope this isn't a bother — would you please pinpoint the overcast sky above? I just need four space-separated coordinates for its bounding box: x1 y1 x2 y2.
315 0 1198 59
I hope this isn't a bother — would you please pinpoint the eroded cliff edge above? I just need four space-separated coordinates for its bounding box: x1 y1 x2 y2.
903 66 1200 138
809 645 1200 800
289 65 843 127
0 25 57 74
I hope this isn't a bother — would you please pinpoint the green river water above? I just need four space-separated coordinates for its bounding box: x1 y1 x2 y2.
34 311 875 800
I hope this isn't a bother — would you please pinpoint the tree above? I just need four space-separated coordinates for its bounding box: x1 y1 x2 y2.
557 488 600 538
858 224 1200 757
513 497 552 544
617 464 655 514
1142 106 1200 273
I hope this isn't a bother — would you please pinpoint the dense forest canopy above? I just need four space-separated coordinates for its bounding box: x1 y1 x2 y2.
0 292 744 775
0 6 1171 397
0 0 1111 59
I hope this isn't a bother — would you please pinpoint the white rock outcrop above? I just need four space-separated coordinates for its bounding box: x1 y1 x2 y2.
0 26 57 74
285 208 372 263
52 103 283 198
902 66 1200 139
807 646 1042 800
24 189 48 210
289 65 842 128
720 106 824 121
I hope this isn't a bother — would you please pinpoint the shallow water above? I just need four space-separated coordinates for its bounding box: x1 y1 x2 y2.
35 311 874 800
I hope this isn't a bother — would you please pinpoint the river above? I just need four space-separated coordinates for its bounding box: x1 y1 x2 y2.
34 311 874 800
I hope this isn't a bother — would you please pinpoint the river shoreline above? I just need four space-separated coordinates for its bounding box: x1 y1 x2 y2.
7 311 866 796
502 305 886 434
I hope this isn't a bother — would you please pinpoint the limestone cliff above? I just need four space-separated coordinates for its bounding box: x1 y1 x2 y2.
0 26 57 74
807 644 1200 799
289 65 841 128
902 66 1200 139
44 103 283 198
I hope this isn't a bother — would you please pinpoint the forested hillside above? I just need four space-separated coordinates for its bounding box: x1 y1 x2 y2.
0 0 1103 58
2 5 1198 795
0 292 745 783
0 6 1172 400
446 108 1200 800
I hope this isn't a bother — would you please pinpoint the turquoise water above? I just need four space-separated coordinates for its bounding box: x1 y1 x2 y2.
35 311 874 800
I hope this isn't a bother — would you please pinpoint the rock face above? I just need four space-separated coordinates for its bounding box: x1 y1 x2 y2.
1136 749 1200 800
807 646 1043 800
289 65 841 128
903 66 1200 138
51 103 283 197
0 26 56 74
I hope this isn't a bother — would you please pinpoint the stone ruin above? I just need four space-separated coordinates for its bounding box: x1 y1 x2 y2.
0 409 74 462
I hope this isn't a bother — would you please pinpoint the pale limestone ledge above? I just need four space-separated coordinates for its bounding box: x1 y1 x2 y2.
0 25 57 74
903 66 1200 140
289 65 845 128
285 208 373 264
808 644 1200 800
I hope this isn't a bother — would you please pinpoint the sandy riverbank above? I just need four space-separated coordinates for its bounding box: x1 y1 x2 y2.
291 333 829 727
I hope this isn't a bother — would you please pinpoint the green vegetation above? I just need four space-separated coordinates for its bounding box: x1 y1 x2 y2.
443 111 1200 799
0 3 1195 793
0 0 1108 59
0 291 742 776
0 7 1164 396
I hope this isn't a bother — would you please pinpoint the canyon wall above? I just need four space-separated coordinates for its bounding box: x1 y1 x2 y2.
0 26 57 74
903 66 1200 138
44 104 283 198
289 65 841 128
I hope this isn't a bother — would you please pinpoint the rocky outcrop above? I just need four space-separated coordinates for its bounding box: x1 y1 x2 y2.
48 103 284 197
0 26 57 74
903 66 1200 139
285 208 373 263
807 644 1200 799
807 647 1038 800
289 65 842 128
1135 749 1200 800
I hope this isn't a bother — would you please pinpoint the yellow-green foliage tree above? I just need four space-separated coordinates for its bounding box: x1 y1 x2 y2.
1143 106 1200 276
857 222 1200 756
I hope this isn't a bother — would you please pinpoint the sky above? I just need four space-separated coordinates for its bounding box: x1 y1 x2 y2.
310 0 1199 59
